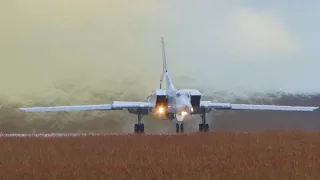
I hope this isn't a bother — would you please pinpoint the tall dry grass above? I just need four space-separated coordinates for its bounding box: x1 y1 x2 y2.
0 131 319 179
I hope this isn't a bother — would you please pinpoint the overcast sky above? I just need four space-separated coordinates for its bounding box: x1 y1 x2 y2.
1 0 320 102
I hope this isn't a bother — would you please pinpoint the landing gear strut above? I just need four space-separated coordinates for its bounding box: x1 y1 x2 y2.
199 108 209 132
176 122 184 133
134 112 144 134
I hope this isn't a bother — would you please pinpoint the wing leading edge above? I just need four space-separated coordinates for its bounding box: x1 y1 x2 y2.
200 101 320 112
20 100 320 112
19 101 153 112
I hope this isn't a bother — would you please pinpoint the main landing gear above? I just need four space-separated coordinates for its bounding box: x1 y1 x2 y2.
199 109 209 132
134 113 144 134
133 109 209 134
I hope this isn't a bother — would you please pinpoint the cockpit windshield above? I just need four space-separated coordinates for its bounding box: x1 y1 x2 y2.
176 91 191 99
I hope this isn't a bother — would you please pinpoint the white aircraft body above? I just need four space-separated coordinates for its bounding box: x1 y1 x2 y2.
19 38 320 133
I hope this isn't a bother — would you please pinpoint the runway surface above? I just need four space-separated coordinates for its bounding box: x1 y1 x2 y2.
0 132 196 137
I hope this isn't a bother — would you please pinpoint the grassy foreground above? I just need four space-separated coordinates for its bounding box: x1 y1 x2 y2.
0 131 319 180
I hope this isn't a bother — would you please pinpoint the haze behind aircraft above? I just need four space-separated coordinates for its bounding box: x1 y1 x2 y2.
19 38 320 133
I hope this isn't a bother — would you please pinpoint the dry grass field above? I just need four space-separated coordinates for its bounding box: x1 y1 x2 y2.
0 131 320 180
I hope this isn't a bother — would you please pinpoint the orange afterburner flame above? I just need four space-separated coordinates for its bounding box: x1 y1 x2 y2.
181 111 187 116
158 106 164 114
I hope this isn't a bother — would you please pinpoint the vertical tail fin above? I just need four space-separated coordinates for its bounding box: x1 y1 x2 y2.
160 37 174 90
161 37 167 74
160 37 167 88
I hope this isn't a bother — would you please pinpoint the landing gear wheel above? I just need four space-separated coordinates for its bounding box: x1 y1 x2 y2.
199 108 209 132
134 124 144 134
176 123 184 133
180 123 184 133
134 112 144 134
199 123 209 132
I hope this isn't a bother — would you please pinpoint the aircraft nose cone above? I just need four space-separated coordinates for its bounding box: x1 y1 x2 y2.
176 97 192 112
181 103 192 111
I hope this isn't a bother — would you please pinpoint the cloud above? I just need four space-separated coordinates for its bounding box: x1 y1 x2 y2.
0 0 319 102
219 7 300 55
0 0 162 99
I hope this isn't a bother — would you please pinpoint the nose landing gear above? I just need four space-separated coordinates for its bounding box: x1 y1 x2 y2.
175 114 185 133
176 122 184 133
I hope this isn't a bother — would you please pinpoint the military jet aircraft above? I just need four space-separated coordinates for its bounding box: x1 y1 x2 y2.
19 38 320 133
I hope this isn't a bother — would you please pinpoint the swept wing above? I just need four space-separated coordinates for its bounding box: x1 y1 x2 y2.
200 101 319 112
19 101 153 112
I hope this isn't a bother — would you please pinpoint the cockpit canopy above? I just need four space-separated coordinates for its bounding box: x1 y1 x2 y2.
176 91 190 98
